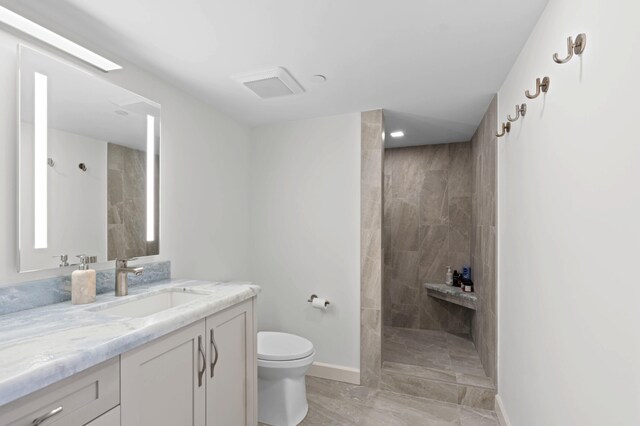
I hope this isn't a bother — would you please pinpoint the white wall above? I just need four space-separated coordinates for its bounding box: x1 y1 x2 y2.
0 28 251 286
497 0 640 424
19 126 108 271
249 114 361 371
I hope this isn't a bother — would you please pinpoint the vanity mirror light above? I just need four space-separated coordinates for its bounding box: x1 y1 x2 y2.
18 46 161 273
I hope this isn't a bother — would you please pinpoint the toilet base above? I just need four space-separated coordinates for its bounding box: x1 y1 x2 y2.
258 371 310 425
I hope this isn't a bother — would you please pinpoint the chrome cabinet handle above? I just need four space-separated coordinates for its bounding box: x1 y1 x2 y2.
32 406 63 425
210 329 219 378
197 335 206 387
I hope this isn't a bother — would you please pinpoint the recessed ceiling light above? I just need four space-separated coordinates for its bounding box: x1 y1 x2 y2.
390 131 405 138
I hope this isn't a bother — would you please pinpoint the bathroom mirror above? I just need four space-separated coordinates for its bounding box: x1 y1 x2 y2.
18 46 160 273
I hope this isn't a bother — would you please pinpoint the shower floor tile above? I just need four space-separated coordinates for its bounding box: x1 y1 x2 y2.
383 326 491 382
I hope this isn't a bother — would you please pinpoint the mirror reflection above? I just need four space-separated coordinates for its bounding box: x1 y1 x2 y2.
18 46 160 272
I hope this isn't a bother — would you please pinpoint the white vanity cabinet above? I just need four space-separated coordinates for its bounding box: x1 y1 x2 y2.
205 300 256 426
0 296 257 426
120 298 256 426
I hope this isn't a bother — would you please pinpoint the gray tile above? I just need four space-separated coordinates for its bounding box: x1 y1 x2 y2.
459 407 499 426
455 373 495 390
387 200 419 251
384 141 474 335
423 144 450 171
458 386 496 410
421 171 449 225
361 110 384 388
419 225 449 283
361 308 382 388
381 371 459 404
367 390 461 425
448 143 472 197
469 96 497 384
383 361 457 384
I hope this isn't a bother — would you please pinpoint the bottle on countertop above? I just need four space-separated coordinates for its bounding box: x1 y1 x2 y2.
445 266 453 286
72 255 97 305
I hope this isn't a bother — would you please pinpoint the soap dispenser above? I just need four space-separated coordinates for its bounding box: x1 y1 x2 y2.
72 255 97 305
445 266 453 286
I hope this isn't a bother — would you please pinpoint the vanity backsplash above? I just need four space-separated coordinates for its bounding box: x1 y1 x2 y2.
0 261 171 316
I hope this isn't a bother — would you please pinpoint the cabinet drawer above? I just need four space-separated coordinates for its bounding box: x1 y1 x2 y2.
0 357 120 426
85 406 120 426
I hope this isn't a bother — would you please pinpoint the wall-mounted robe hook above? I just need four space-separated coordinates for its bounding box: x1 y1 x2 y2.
508 104 527 122
525 77 550 99
553 33 586 64
496 122 511 138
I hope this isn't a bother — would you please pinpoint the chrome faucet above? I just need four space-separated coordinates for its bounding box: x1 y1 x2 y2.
115 258 144 296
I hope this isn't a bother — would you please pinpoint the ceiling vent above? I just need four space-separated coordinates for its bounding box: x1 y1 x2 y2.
234 67 305 99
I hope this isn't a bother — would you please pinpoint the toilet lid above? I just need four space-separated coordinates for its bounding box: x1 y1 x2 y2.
258 332 314 361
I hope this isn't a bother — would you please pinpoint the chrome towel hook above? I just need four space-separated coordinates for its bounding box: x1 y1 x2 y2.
553 33 586 64
508 104 527 122
525 77 550 99
496 122 511 138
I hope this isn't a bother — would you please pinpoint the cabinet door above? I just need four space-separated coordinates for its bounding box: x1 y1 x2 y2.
121 321 206 426
205 299 256 426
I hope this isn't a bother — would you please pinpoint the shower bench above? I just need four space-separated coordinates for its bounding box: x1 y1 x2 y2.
423 283 477 310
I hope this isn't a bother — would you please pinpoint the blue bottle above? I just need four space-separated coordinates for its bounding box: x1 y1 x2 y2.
462 266 471 280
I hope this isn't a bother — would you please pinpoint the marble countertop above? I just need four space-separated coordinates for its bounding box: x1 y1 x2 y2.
0 279 260 406
424 283 477 310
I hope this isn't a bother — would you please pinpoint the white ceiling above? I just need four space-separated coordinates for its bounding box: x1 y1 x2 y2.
1 0 548 147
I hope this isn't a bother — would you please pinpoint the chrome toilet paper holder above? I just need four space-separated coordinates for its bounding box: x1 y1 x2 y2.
307 294 330 307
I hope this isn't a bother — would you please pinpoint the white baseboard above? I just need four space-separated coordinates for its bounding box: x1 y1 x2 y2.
495 394 512 426
307 362 360 385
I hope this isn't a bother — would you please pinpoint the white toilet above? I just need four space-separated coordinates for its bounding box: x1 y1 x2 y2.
257 331 315 426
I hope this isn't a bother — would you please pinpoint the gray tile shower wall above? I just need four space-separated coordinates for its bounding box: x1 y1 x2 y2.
470 96 498 384
383 143 473 333
0 261 171 316
107 143 160 259
360 110 385 388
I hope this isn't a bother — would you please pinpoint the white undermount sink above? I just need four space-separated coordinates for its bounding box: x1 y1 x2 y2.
95 289 206 318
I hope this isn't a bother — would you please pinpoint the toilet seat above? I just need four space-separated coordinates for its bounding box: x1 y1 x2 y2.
257 352 315 369
258 331 314 361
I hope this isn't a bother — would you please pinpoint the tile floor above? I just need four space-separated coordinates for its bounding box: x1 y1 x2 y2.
300 376 499 425
262 326 499 425
380 327 497 412
383 327 489 377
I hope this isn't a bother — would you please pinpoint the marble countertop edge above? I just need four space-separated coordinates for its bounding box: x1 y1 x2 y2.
0 279 260 407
